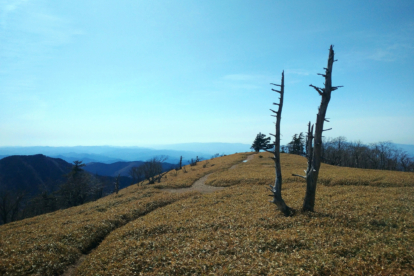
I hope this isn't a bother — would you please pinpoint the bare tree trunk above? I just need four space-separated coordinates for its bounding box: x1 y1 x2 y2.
267 71 293 216
114 174 120 194
296 45 342 212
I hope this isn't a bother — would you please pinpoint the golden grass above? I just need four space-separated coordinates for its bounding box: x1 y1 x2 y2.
150 152 250 189
76 183 414 275
0 184 197 276
206 153 414 187
2 152 414 275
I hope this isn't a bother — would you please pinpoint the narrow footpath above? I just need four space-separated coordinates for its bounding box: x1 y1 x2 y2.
61 154 255 276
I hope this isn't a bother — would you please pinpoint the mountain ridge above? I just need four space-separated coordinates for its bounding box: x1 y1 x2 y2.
0 144 246 164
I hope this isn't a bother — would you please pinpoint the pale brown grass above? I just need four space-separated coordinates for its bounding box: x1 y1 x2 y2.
150 152 250 189
76 183 414 275
2 152 414 275
206 152 414 187
0 185 196 276
75 153 414 275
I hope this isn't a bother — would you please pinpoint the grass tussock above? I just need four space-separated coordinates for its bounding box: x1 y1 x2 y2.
149 153 250 189
76 182 414 275
206 152 414 187
0 185 197 276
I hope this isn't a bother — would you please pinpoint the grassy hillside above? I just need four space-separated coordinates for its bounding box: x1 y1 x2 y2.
1 152 414 275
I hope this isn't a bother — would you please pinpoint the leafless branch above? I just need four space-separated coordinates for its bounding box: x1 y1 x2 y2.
292 174 306 179
309 84 324 96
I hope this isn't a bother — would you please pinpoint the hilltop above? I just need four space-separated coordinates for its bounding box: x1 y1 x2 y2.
0 154 71 195
0 153 413 275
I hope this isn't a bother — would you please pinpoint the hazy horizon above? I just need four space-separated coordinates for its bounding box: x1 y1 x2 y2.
1 1 413 146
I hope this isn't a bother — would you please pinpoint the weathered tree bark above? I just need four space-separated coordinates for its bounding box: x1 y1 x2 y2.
267 71 293 216
293 45 342 212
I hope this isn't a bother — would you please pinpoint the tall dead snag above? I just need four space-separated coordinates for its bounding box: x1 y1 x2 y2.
267 71 293 216
293 45 342 212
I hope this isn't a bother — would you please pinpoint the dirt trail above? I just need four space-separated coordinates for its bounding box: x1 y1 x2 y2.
61 154 255 276
164 154 256 194
62 255 87 276
229 153 255 170
162 173 224 194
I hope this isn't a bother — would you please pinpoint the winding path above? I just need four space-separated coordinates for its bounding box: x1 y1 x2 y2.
163 153 256 194
61 154 255 275
162 173 224 194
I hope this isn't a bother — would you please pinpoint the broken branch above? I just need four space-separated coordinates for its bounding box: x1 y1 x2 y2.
309 84 324 96
292 174 306 179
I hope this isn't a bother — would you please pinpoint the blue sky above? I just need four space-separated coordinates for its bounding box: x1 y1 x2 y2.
1 0 413 147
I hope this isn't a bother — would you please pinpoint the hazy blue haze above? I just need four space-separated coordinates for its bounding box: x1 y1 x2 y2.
0 143 251 163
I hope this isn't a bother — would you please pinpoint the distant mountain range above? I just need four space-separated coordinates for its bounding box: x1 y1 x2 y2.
0 154 177 197
0 143 411 165
83 161 175 177
0 143 252 164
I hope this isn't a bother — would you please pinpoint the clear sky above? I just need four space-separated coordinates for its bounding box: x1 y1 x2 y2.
1 0 413 147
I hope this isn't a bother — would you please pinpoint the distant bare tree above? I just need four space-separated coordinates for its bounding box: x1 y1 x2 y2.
131 156 168 184
114 174 120 194
293 45 343 212
399 151 412 172
266 71 293 216
189 156 200 166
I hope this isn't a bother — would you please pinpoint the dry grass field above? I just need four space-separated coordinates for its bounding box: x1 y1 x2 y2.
1 152 414 275
151 153 249 189
0 184 197 275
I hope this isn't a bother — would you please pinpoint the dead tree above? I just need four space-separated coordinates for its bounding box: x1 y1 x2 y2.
114 174 120 194
266 71 293 216
293 45 342 212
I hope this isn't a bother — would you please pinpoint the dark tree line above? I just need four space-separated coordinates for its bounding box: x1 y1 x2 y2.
0 189 26 224
321 137 414 172
281 134 414 172
0 161 115 225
